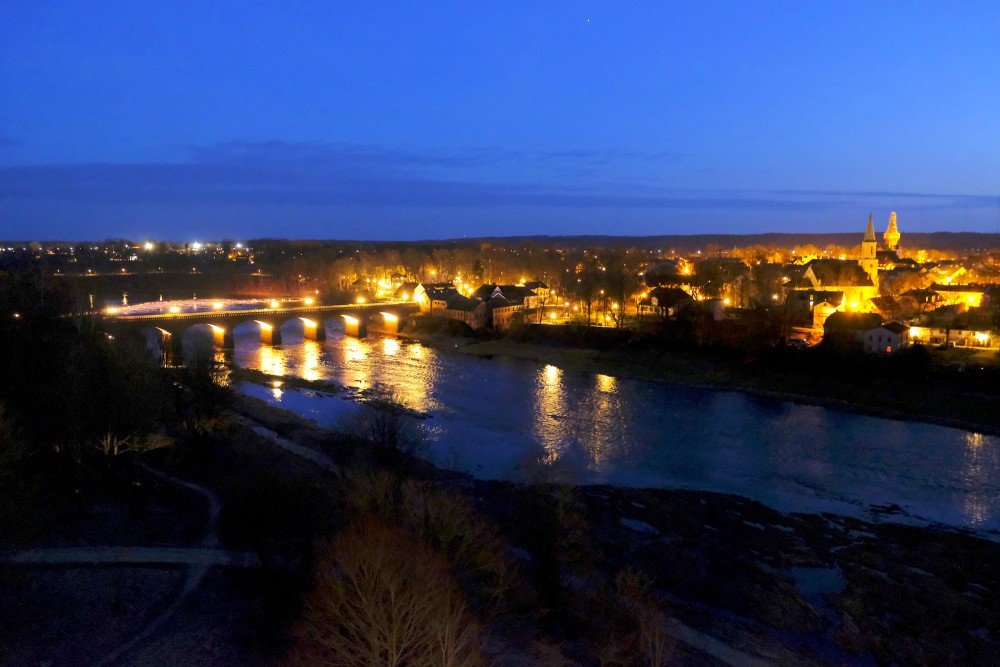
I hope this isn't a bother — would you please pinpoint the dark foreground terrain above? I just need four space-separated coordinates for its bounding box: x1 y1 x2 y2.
2 393 998 666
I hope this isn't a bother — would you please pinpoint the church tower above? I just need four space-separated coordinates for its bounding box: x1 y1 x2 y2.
884 211 900 250
859 213 878 283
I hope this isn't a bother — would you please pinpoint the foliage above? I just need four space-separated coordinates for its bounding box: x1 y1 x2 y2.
405 313 476 337
338 468 518 615
288 515 484 667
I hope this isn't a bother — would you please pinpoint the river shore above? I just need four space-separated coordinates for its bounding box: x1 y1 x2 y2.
403 335 1000 438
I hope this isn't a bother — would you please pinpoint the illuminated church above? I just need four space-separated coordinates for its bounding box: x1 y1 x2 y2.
790 212 902 327
860 211 904 285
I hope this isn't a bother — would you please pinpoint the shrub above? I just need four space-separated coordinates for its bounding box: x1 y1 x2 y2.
288 516 484 667
340 384 423 455
337 468 518 615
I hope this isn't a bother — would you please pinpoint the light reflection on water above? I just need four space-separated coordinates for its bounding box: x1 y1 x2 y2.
229 324 1000 533
961 433 997 527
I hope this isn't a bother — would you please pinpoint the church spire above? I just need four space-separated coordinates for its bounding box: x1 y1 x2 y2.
864 213 876 243
859 213 879 285
884 211 900 250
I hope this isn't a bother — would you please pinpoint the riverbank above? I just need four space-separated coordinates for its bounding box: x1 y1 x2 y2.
9 382 996 665
226 393 1000 665
425 336 1000 438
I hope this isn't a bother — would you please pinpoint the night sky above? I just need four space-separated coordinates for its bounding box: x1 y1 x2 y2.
2 2 999 241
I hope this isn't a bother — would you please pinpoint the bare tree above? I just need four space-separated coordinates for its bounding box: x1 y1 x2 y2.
94 431 134 458
289 516 483 667
350 383 425 455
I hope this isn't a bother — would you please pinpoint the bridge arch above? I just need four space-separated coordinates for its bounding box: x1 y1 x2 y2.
139 326 175 365
375 311 400 334
180 319 279 349
284 316 326 342
341 314 367 338
177 323 235 353
253 320 281 345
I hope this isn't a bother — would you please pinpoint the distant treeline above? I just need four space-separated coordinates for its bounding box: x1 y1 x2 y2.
7 231 1000 253
451 232 1000 252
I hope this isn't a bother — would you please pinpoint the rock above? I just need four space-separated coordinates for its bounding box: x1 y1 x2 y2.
835 611 863 654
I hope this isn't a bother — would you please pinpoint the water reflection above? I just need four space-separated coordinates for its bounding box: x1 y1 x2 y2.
344 338 366 364
961 432 998 526
258 345 286 377
301 340 321 382
586 373 627 468
533 365 568 462
232 329 438 414
229 329 1000 532
212 350 233 386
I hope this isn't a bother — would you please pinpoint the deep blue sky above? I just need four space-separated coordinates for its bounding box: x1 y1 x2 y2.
2 2 999 241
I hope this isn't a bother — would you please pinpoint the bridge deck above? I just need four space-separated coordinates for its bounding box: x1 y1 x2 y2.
109 301 415 323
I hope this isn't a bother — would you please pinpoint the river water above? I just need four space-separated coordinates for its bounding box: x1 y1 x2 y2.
223 322 1000 534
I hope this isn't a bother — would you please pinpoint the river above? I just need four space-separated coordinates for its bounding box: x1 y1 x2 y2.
220 323 1000 534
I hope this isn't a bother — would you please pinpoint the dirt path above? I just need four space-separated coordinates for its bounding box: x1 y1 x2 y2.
228 411 338 470
6 546 260 567
92 462 225 666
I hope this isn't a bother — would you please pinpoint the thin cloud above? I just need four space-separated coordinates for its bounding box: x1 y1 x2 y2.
0 161 842 211
770 189 999 207
184 141 689 172
2 145 998 239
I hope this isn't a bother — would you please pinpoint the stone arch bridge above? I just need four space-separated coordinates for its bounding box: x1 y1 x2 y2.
104 301 419 360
